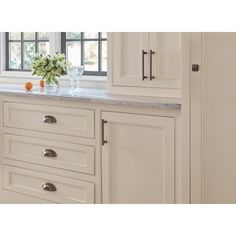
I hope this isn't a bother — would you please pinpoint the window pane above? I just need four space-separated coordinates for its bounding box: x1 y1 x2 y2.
24 42 36 70
66 42 81 66
9 42 21 69
24 32 35 40
38 42 49 55
9 32 21 40
84 41 98 71
66 32 81 40
84 32 98 39
102 41 107 72
101 32 107 38
38 32 49 40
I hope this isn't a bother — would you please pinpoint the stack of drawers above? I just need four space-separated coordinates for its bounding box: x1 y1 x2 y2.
2 102 96 203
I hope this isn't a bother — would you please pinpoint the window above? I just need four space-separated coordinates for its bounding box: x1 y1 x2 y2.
61 32 107 76
6 32 49 71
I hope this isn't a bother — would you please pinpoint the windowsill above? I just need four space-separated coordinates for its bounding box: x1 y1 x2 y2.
0 71 37 79
0 71 107 89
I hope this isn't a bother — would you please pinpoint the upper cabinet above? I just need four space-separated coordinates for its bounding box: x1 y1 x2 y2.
108 32 187 98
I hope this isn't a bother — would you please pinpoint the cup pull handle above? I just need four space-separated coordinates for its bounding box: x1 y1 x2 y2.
42 149 57 158
42 115 57 124
42 183 57 192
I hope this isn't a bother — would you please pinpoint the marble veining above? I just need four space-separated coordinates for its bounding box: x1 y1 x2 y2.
0 84 181 109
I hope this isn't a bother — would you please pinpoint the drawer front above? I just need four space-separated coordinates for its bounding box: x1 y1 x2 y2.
3 165 95 203
4 102 94 138
4 134 95 175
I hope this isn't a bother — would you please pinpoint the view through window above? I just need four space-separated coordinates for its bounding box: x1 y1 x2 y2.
5 32 107 76
6 32 49 71
61 32 107 76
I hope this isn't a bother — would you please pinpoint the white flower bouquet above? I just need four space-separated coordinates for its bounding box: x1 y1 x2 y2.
32 53 70 86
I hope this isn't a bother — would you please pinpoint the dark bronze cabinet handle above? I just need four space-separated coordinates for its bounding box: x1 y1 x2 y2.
42 149 57 158
42 115 57 124
192 64 200 72
142 50 147 80
150 50 155 80
42 183 57 192
102 119 108 146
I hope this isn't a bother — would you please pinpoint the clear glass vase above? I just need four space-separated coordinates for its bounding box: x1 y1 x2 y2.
44 78 59 95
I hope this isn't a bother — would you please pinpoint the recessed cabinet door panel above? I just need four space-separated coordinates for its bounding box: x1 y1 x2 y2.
3 165 94 203
102 112 174 203
145 32 182 90
150 33 182 80
112 32 149 86
4 134 95 175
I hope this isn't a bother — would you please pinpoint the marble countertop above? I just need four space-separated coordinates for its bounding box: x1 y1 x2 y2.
0 84 181 109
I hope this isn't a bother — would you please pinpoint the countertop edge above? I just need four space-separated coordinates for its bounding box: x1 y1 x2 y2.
0 87 181 110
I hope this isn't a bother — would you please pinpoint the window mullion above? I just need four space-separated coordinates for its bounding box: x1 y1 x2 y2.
21 32 24 70
35 32 38 53
5 33 9 71
81 32 84 67
61 32 66 54
98 32 102 72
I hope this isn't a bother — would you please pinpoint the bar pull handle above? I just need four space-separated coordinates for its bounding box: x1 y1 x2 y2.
150 50 155 80
102 119 108 146
142 50 147 80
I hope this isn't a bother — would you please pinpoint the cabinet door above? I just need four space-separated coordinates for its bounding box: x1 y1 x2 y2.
149 33 182 81
102 112 175 203
111 32 149 86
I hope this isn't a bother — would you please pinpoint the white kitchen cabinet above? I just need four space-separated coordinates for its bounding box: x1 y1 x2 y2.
0 94 185 203
101 112 175 203
0 101 98 203
108 32 184 98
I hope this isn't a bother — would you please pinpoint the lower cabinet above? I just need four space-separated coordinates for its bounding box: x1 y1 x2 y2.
0 99 179 203
1 101 97 203
101 112 175 203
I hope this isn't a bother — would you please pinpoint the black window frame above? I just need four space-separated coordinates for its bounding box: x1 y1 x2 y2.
6 32 49 71
61 32 107 76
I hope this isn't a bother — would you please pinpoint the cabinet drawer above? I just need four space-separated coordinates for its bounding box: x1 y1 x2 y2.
4 134 95 175
4 102 94 138
3 165 95 203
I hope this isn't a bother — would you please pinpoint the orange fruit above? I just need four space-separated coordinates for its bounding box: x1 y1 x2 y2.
25 82 33 91
39 79 44 88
